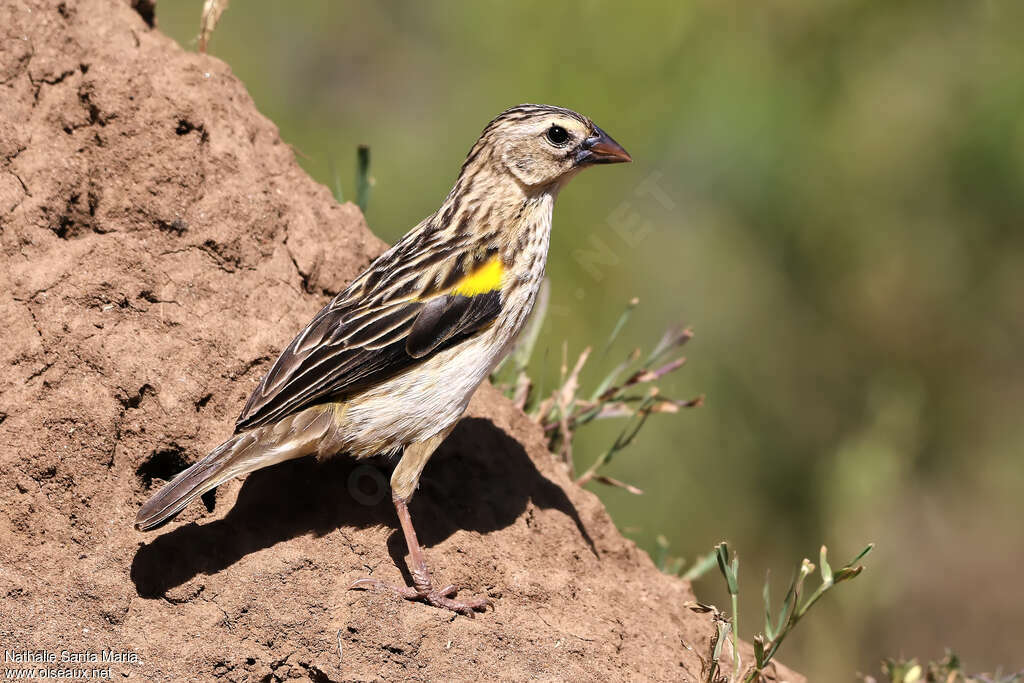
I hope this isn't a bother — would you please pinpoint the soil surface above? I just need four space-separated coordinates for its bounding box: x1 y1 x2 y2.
0 1 802 680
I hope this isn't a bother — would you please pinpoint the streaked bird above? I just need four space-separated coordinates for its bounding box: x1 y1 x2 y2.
135 104 631 615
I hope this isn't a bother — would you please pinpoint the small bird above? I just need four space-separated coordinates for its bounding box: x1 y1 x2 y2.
135 104 631 615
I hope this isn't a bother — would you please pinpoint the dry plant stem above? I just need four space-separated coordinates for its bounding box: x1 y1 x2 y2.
511 371 531 410
506 296 696 495
592 475 643 495
546 355 690 432
731 592 741 681
705 613 731 683
556 346 590 473
555 344 571 467
198 0 230 53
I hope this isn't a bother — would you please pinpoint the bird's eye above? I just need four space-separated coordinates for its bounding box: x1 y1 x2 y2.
546 125 570 146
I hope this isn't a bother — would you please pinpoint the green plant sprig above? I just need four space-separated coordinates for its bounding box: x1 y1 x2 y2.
328 145 375 212
489 293 700 494
712 542 873 683
868 651 1024 683
716 543 742 681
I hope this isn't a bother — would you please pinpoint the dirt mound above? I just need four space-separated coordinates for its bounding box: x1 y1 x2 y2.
0 1 801 680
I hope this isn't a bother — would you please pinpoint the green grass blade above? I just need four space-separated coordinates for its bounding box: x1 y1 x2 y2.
602 297 639 357
356 144 372 212
819 545 833 585
763 570 775 641
681 550 719 582
327 153 344 203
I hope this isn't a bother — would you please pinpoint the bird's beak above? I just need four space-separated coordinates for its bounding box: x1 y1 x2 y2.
575 126 632 165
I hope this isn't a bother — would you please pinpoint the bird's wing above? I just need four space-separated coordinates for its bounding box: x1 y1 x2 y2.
234 229 504 432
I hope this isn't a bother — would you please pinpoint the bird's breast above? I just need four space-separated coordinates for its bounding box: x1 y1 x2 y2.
498 201 553 340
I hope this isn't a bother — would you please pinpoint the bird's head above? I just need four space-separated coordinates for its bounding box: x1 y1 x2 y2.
466 104 631 191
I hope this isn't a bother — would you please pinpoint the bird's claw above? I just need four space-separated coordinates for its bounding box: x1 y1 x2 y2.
349 577 491 617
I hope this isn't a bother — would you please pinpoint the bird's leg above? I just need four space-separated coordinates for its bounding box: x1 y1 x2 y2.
395 493 435 593
349 494 491 616
349 428 491 617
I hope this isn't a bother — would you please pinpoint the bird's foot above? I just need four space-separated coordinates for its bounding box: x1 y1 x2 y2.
349 577 492 617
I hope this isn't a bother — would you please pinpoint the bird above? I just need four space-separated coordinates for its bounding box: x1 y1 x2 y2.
135 104 631 616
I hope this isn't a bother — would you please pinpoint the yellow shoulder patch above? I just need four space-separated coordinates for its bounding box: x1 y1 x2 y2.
451 257 504 297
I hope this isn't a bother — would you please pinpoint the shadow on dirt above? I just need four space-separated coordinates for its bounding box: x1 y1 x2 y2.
130 416 593 597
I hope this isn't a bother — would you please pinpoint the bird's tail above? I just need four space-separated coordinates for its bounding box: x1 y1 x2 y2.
134 404 344 531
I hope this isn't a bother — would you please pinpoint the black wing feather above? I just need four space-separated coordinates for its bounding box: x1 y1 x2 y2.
406 291 501 358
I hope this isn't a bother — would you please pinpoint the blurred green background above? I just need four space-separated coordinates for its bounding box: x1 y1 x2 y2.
159 1 1024 679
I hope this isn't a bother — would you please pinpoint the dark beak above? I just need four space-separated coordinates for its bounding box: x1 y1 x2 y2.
575 125 632 165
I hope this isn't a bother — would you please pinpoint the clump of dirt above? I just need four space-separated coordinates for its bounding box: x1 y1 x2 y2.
0 1 801 680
